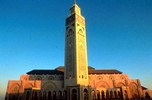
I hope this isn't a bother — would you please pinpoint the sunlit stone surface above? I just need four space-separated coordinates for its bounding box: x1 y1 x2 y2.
5 1 152 100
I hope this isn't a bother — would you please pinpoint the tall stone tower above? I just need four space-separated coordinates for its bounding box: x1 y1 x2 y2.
64 1 88 87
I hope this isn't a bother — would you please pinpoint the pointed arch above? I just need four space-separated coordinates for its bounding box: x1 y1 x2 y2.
96 81 110 88
106 90 109 99
43 91 47 100
48 91 52 100
91 90 96 100
67 29 74 37
72 89 77 100
129 82 138 98
41 81 57 90
26 91 30 100
96 90 100 100
117 82 125 87
53 91 56 100
63 90 67 100
101 90 105 99
58 90 62 99
84 89 89 100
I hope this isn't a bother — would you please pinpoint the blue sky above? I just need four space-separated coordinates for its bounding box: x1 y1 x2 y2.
0 0 152 99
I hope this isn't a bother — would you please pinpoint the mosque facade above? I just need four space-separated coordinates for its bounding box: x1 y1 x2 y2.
5 2 152 100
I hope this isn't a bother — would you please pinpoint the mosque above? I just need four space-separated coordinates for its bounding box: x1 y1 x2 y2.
5 1 152 100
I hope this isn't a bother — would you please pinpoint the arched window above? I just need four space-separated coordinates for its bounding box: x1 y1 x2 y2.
78 29 83 36
19 96 22 100
39 91 42 100
34 92 38 100
129 82 138 98
53 91 56 100
58 91 62 100
101 90 105 99
67 29 74 37
32 91 35 100
145 92 151 99
97 90 100 100
63 90 67 100
72 89 77 100
110 90 113 99
114 90 117 98
29 91 38 100
84 89 88 100
12 95 17 100
26 91 30 100
48 91 51 100
91 90 96 100
106 90 109 99
118 91 122 99
43 91 47 100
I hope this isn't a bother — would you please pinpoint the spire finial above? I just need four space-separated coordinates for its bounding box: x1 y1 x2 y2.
74 0 76 4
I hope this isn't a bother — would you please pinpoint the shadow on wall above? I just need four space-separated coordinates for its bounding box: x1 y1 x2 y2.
5 90 152 100
5 90 68 100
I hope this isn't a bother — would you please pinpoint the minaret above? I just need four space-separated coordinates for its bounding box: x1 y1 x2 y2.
64 1 88 87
